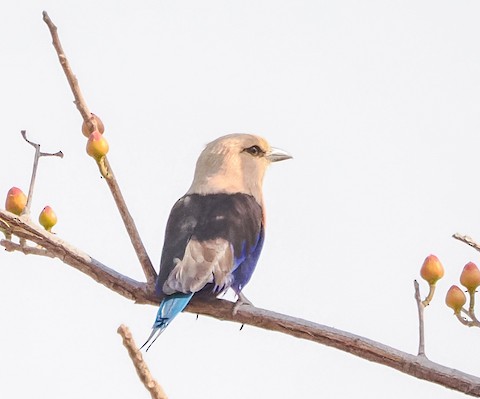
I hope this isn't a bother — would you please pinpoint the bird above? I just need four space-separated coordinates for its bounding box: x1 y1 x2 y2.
141 133 291 351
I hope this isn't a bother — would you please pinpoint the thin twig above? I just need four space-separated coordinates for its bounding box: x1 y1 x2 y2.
456 313 470 326
464 291 480 327
455 313 479 327
469 291 476 317
117 325 168 399
452 233 480 253
42 11 157 285
102 158 156 284
1 239 55 257
458 307 480 327
421 283 436 307
41 12 91 122
2 208 480 396
414 280 427 357
20 130 63 216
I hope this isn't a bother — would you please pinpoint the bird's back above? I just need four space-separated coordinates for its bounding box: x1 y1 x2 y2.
156 192 264 298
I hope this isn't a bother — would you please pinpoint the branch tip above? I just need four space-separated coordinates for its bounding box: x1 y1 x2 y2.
43 13 156 282
452 233 480 253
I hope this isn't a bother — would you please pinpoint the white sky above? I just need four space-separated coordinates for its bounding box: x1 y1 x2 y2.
1 1 480 398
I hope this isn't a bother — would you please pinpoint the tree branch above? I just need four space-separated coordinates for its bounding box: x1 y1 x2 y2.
42 11 157 285
414 280 427 357
41 12 91 122
0 209 149 303
187 297 480 397
1 239 55 257
117 324 168 399
1 208 480 396
453 233 480 253
20 130 63 216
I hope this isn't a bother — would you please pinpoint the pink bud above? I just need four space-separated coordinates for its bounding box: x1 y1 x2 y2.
460 262 480 293
39 206 57 232
86 131 109 160
5 187 27 215
420 254 444 285
445 285 466 314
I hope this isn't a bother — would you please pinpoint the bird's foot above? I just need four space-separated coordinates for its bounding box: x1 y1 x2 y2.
233 292 253 315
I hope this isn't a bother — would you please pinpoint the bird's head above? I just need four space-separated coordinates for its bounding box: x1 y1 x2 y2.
188 134 291 203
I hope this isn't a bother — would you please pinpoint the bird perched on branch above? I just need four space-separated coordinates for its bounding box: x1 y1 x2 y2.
142 134 291 350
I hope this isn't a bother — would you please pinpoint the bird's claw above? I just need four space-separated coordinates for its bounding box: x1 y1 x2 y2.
233 292 253 315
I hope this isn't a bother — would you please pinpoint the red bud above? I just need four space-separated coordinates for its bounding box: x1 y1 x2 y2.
5 187 27 215
39 206 57 232
460 262 480 293
445 285 466 313
420 254 444 285
86 131 109 160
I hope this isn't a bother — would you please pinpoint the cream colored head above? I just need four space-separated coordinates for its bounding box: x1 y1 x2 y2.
187 134 291 204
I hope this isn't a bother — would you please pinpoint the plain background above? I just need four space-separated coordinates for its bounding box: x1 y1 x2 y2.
1 1 480 398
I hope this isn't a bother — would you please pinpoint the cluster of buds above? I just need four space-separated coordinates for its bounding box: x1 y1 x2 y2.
419 253 480 326
3 187 57 233
83 113 109 161
445 262 480 325
419 254 480 323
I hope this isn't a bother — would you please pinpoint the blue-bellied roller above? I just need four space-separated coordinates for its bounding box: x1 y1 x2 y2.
142 134 291 350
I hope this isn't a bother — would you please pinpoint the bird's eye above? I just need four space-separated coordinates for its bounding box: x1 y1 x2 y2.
244 145 264 157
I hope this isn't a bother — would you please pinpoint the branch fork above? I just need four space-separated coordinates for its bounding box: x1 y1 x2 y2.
21 130 63 217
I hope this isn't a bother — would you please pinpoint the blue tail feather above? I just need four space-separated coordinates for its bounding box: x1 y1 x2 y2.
141 292 194 351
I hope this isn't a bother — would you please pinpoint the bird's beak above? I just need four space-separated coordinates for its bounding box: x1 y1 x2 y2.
266 147 293 162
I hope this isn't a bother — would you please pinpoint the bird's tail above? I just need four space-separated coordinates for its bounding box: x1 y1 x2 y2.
140 292 194 351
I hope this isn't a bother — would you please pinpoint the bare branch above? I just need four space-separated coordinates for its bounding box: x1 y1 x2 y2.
456 292 480 328
456 313 476 327
414 280 427 357
1 239 55 257
117 325 168 399
0 209 150 303
42 12 91 121
20 130 63 216
103 157 156 285
21 130 64 158
468 291 479 322
453 233 480 253
42 11 156 285
1 208 480 396
187 297 480 397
